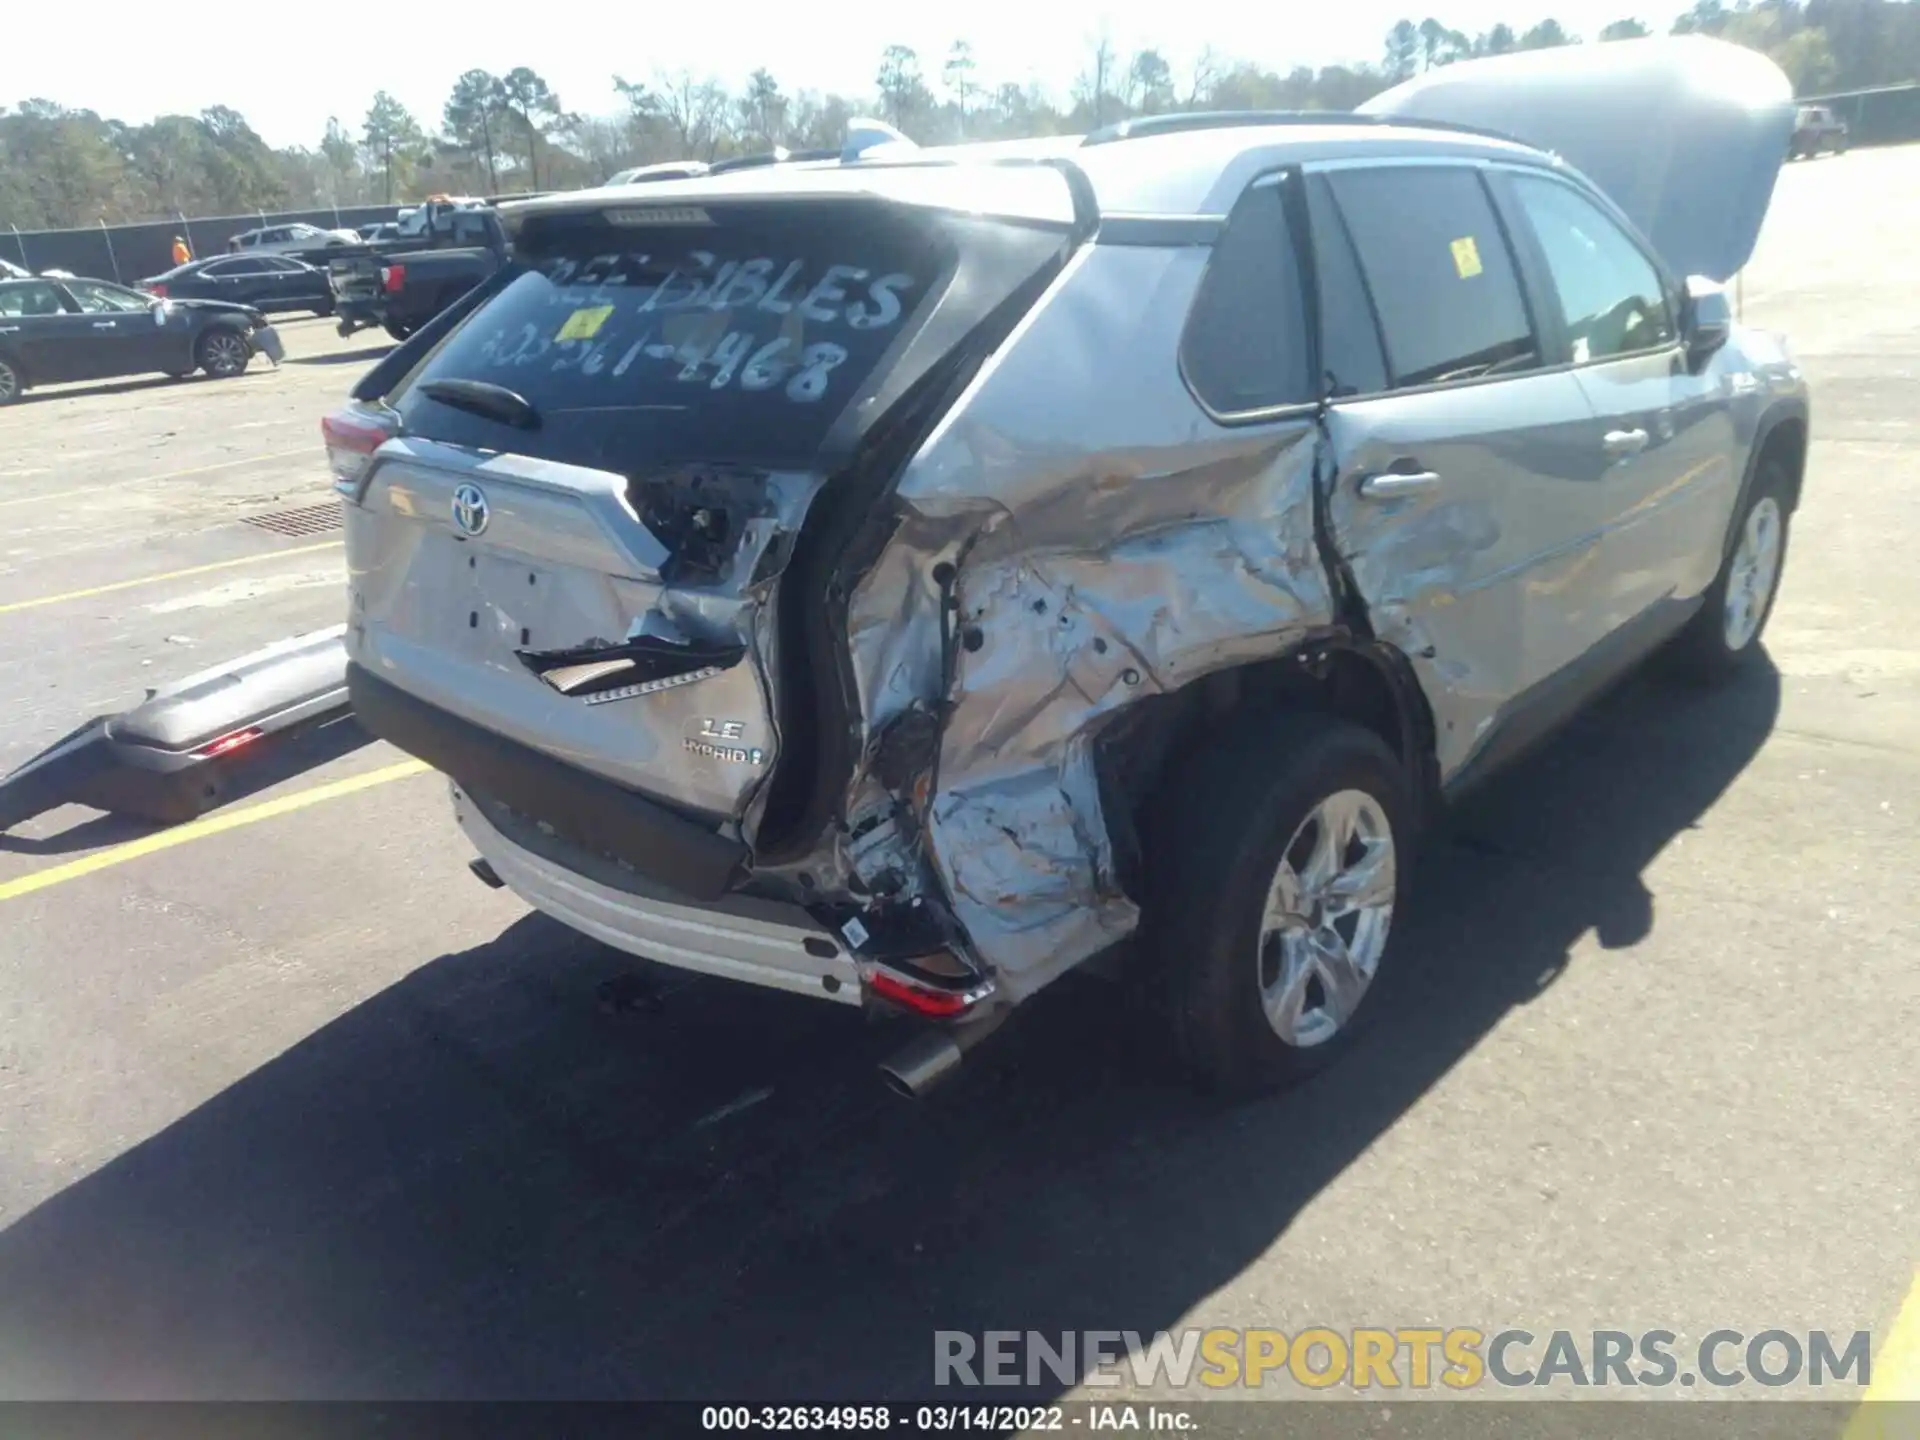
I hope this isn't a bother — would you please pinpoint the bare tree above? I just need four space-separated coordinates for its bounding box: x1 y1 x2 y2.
1184 47 1224 108
642 69 734 159
1126 49 1176 115
740 69 788 150
1076 33 1119 127
944 40 979 136
876 45 933 130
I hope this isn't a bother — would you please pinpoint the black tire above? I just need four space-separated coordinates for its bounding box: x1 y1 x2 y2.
0 355 22 406
1140 711 1415 1097
383 319 416 342
1666 458 1793 683
196 327 252 379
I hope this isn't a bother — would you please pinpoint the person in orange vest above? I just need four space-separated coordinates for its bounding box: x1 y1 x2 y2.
171 235 191 266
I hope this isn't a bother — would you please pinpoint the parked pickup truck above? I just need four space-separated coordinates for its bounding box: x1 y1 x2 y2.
327 202 510 341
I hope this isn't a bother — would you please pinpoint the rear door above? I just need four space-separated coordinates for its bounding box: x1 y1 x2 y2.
1495 166 1738 620
345 187 1075 835
255 256 322 310
0 281 80 381
0 280 99 381
1313 161 1624 785
197 256 270 303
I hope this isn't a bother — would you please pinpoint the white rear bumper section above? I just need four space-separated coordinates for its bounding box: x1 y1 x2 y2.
453 787 863 1005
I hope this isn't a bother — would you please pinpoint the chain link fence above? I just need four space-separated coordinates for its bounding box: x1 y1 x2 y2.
2 205 407 285
1799 82 1920 147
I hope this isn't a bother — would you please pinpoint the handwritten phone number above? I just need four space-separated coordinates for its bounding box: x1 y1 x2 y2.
701 1405 1068 1431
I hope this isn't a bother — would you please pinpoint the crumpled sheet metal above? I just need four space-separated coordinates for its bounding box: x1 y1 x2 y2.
845 242 1338 997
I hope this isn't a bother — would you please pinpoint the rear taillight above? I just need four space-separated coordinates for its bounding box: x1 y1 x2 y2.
380 264 406 293
193 727 262 759
864 965 996 1020
147 283 167 298
322 405 396 501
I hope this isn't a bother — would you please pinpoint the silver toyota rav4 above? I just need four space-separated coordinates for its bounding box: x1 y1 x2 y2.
331 38 1809 1097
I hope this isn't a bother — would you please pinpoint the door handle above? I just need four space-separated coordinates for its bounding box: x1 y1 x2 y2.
1603 427 1650 457
91 321 116 329
1356 470 1442 502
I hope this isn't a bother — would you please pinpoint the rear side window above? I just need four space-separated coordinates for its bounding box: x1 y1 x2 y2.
1304 175 1388 399
1327 167 1537 388
394 202 951 472
0 282 67 317
1182 178 1313 414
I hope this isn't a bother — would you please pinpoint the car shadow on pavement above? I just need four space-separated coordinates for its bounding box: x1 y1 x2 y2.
20 375 188 405
288 346 395 367
0 661 1781 1400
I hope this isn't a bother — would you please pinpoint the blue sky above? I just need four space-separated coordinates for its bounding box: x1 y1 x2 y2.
5 0 1684 148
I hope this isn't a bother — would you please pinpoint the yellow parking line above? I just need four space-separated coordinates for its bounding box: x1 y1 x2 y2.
0 539 343 615
0 448 312 509
0 760 431 904
1841 1267 1920 1438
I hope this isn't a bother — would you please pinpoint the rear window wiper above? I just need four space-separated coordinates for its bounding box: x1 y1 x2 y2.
417 378 541 430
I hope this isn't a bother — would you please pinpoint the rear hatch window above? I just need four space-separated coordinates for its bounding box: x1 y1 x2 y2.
390 201 954 472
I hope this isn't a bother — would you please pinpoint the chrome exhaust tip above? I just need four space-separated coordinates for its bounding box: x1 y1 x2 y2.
877 1012 1007 1100
879 1029 966 1100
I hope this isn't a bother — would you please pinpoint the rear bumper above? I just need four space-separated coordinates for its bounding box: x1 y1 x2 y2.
348 662 748 900
454 784 861 1006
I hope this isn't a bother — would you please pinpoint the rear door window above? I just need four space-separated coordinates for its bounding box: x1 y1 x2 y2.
392 202 952 472
1304 174 1388 399
1181 176 1313 415
1327 166 1538 388
0 282 68 317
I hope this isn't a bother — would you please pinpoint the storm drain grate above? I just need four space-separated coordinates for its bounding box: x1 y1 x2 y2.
240 503 344 539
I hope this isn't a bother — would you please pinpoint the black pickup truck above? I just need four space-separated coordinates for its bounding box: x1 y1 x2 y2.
327 202 510 341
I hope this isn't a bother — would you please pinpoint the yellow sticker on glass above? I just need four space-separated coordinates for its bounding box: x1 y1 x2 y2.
1450 236 1484 279
555 305 615 342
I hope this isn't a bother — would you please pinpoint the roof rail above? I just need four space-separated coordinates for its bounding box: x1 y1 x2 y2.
1080 108 1523 148
708 146 840 175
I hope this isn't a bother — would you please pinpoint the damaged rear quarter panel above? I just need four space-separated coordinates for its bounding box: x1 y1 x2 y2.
847 241 1337 998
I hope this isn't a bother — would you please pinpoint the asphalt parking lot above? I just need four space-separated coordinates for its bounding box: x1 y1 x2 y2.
0 147 1916 1408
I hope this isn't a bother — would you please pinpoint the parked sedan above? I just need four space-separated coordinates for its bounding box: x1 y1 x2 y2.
0 276 282 405
228 222 360 257
140 254 333 316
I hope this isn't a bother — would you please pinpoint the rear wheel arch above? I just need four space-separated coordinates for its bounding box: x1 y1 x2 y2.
0 349 28 398
1101 636 1441 886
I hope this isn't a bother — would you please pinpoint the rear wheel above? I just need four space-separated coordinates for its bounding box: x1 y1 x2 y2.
1667 459 1792 682
383 319 416 343
0 356 21 406
1141 712 1414 1096
197 328 252 379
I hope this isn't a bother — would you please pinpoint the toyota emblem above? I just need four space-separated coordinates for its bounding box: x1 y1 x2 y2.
451 482 490 537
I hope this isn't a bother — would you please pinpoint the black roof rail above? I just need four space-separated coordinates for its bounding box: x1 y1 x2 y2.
708 146 841 175
1080 109 1524 148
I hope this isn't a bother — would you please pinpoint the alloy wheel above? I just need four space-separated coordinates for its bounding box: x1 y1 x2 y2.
1256 789 1397 1048
203 332 249 377
1723 496 1784 652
